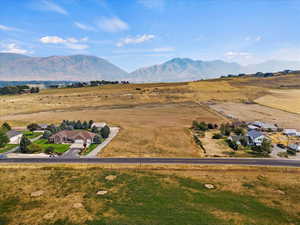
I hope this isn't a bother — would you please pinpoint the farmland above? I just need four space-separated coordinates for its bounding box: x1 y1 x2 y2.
0 164 299 225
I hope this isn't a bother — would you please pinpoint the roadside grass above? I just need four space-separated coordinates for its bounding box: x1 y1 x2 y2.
81 144 98 155
0 166 299 225
22 131 43 139
0 144 17 153
34 139 70 154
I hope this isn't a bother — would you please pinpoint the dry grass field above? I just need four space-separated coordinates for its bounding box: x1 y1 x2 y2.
2 75 300 157
0 164 299 225
255 89 300 114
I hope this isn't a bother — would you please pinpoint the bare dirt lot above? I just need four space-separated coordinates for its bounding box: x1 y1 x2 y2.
210 102 300 130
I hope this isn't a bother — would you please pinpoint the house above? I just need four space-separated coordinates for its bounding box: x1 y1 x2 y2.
247 130 265 146
91 122 107 129
6 130 22 144
49 130 97 145
38 124 48 130
283 129 297 136
288 143 300 152
248 121 277 131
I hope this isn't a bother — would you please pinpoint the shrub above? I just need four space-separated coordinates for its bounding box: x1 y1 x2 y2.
0 130 9 148
45 146 55 154
27 143 42 153
212 133 223 139
101 125 110 139
42 130 52 139
27 123 40 131
93 135 102 144
227 139 238 150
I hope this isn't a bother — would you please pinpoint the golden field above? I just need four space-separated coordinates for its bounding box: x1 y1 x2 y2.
2 74 300 157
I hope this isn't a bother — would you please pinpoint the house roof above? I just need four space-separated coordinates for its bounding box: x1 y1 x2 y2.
38 124 48 129
50 130 96 140
6 130 22 138
92 122 106 128
284 129 297 134
247 130 264 139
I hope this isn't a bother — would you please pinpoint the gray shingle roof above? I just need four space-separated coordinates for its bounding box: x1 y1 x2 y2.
247 130 264 139
6 130 22 138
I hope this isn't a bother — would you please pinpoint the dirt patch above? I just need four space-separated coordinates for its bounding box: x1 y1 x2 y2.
210 102 300 130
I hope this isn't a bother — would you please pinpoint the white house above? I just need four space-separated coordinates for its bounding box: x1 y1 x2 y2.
283 129 297 136
247 130 265 146
6 130 23 144
288 143 300 152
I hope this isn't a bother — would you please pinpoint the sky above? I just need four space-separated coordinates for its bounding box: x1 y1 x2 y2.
1 0 300 72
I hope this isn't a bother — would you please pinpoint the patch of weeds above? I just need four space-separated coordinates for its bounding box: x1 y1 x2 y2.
21 200 43 210
242 182 255 189
0 197 20 225
45 218 79 225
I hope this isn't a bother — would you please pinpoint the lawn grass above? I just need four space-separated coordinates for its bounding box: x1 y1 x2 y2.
0 165 299 225
81 144 98 155
34 139 70 154
0 144 17 153
22 131 43 139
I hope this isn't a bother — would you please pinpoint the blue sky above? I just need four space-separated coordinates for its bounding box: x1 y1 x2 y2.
1 0 300 71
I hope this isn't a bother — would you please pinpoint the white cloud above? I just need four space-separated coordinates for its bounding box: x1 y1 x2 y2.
138 0 165 9
97 17 129 32
39 36 89 50
74 22 96 31
0 43 29 54
0 24 22 32
35 0 68 15
117 34 155 47
152 47 174 52
225 51 252 60
245 36 262 42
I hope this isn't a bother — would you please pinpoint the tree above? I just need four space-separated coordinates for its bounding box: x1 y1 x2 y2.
88 120 94 129
227 139 238 150
20 136 31 153
220 124 231 136
93 135 102 144
82 121 89 130
42 130 52 139
45 146 55 154
100 125 110 138
0 130 9 148
1 122 11 131
74 120 82 129
91 126 99 134
260 139 272 155
27 123 40 131
233 127 245 135
27 143 42 153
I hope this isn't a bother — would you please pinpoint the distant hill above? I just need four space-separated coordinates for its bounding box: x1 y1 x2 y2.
129 58 242 82
2 53 300 82
129 58 300 82
0 53 128 81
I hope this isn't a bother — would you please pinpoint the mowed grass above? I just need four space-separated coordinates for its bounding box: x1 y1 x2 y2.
0 144 17 153
82 144 98 155
23 131 43 139
34 139 70 153
0 165 299 225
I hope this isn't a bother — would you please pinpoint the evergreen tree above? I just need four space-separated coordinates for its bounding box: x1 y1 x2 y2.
93 135 102 144
20 136 31 153
1 122 11 131
100 125 110 139
0 130 9 148
88 120 94 129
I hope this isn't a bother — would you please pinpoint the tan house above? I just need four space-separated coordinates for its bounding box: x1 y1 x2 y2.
49 130 97 144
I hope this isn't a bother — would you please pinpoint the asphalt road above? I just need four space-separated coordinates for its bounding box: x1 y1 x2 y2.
0 157 300 167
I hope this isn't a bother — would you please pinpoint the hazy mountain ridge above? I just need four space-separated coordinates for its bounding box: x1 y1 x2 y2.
0 53 128 81
1 53 300 82
129 58 300 82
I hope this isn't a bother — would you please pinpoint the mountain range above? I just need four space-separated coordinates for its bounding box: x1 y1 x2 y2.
1 53 300 82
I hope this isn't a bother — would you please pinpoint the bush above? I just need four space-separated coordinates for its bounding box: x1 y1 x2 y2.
27 143 42 153
287 149 296 155
192 121 208 131
227 139 238 150
0 130 9 148
45 146 55 154
212 133 223 139
93 135 102 144
101 125 110 139
27 123 40 131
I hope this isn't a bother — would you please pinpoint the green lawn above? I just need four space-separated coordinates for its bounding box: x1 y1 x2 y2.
34 139 70 154
22 131 43 139
0 144 18 153
81 143 98 155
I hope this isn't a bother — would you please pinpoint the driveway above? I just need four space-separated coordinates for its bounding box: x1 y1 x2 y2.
270 145 286 158
61 148 81 158
84 127 119 157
